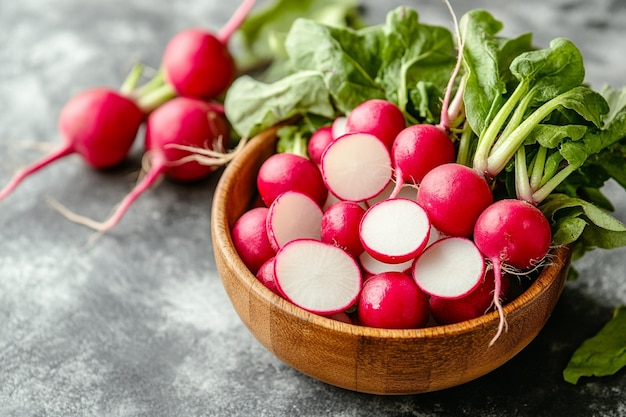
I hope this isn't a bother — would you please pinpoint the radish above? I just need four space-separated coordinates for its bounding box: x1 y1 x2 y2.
331 116 348 139
232 206 276 274
320 201 366 258
412 237 486 299
256 152 327 207
274 239 362 314
359 198 430 264
266 190 323 252
429 269 511 325
358 250 413 276
389 124 456 198
0 88 144 202
320 132 392 202
357 271 429 329
473 199 552 345
159 0 256 100
343 99 406 149
307 125 334 165
416 163 493 237
255 256 282 297
56 96 230 232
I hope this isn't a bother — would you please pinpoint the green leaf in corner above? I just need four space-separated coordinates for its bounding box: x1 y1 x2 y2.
564 306 626 384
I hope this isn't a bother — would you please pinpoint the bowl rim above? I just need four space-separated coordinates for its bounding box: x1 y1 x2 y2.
212 127 571 341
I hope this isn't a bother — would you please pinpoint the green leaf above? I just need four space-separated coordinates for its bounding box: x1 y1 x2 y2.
525 124 587 148
224 71 336 138
564 306 626 384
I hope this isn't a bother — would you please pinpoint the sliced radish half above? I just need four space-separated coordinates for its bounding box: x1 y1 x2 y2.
266 191 323 252
274 239 362 314
412 237 486 299
358 250 414 275
359 198 430 264
321 132 392 202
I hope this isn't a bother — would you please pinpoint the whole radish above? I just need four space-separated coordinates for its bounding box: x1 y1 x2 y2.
256 152 327 207
307 125 334 166
416 163 493 237
343 99 406 149
0 88 145 202
320 200 366 258
232 206 276 274
61 96 230 232
160 0 256 99
358 271 429 329
255 256 281 296
473 199 552 345
389 124 456 198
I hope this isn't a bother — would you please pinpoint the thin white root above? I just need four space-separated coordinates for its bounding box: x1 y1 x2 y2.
46 197 109 232
163 136 249 167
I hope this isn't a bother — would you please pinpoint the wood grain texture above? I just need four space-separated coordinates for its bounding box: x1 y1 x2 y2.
211 129 571 395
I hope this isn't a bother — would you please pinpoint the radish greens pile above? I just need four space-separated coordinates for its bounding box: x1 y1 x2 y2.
224 6 626 384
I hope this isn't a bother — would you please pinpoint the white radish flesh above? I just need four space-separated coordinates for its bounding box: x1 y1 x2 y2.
266 191 323 251
274 239 362 314
412 237 486 299
358 250 414 275
321 132 392 202
359 198 430 264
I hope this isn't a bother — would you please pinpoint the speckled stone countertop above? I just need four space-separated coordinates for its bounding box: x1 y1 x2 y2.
1 0 625 416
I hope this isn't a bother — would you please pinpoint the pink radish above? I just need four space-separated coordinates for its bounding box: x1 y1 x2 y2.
416 163 493 237
0 88 144 202
231 206 275 274
359 198 430 264
307 125 334 166
412 236 486 299
331 116 348 139
320 201 366 258
357 271 429 329
320 132 392 202
343 99 406 149
160 0 256 99
257 152 327 207
473 199 552 345
266 191 323 252
255 256 282 296
274 239 362 314
57 96 230 232
429 269 511 325
389 124 456 198
324 311 353 324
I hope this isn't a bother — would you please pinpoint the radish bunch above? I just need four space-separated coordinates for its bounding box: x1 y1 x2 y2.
232 97 553 345
0 0 258 233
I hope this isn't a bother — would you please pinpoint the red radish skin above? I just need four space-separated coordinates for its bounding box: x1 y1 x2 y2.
60 96 230 232
0 88 144 202
274 239 362 314
389 124 456 198
412 237 486 299
416 163 493 237
161 0 256 99
344 99 406 149
321 132 392 202
255 256 282 296
359 198 430 264
473 199 552 345
357 271 429 329
429 269 511 325
324 311 353 324
232 206 276 274
266 191 323 252
257 152 327 207
307 125 334 166
320 201 366 258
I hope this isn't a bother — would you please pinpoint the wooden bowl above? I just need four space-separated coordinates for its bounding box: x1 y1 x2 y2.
211 128 571 395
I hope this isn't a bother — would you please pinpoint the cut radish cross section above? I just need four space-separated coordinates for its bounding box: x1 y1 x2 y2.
266 191 323 252
274 239 362 314
412 237 486 299
359 198 430 264
321 132 392 202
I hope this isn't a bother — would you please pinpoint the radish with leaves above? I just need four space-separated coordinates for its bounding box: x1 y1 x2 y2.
473 199 552 345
